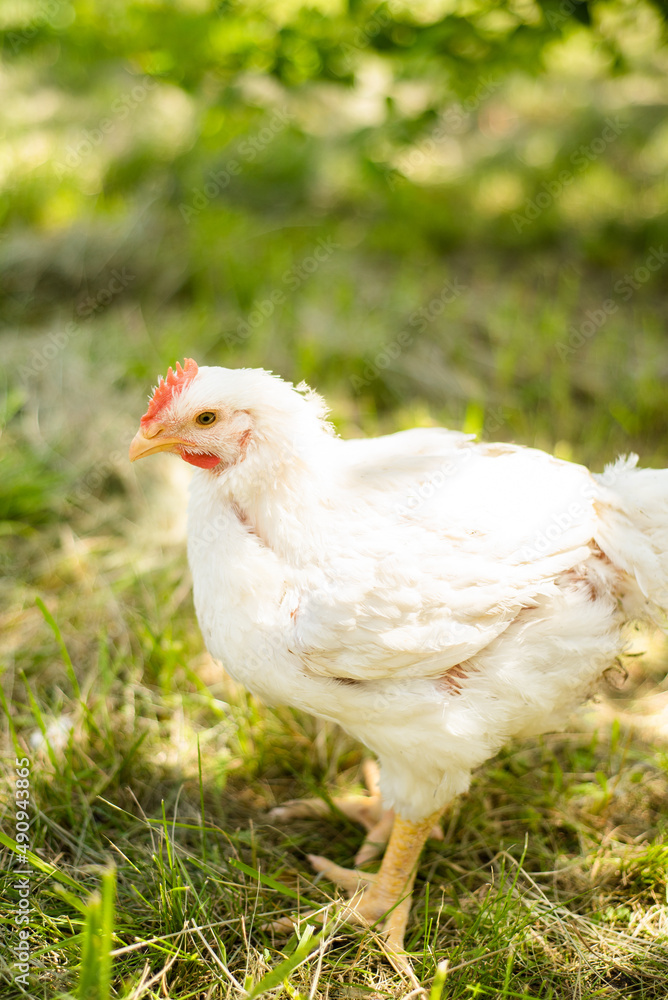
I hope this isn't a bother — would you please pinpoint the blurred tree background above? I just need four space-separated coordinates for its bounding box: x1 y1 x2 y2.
2 0 667 467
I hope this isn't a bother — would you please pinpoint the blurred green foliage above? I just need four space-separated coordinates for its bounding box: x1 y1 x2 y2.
2 0 668 461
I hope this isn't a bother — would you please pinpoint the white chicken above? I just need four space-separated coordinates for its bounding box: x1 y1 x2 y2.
130 358 668 956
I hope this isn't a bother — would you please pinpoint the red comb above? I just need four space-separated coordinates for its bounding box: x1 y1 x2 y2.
141 358 198 425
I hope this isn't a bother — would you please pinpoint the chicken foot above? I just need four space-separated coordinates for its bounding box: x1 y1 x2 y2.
269 759 442 864
269 810 443 965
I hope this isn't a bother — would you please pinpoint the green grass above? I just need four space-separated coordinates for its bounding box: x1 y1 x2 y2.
2 607 668 998
2 321 668 998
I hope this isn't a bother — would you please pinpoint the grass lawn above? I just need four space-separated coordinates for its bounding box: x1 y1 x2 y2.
2 249 668 997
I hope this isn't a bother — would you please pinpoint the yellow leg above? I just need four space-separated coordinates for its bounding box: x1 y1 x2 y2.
309 809 443 954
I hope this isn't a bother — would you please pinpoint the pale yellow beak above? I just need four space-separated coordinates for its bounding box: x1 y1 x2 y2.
129 425 184 462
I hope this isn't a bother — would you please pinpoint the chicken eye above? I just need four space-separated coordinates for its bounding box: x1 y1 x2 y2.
196 411 217 426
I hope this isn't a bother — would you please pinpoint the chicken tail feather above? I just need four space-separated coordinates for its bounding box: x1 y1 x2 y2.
594 454 668 620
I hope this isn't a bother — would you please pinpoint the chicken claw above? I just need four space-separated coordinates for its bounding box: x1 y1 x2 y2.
269 810 442 967
307 853 376 893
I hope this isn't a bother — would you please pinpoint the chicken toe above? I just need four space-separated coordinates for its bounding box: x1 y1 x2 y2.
269 809 442 965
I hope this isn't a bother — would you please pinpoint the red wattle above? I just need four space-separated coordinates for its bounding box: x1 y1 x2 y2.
180 451 221 469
